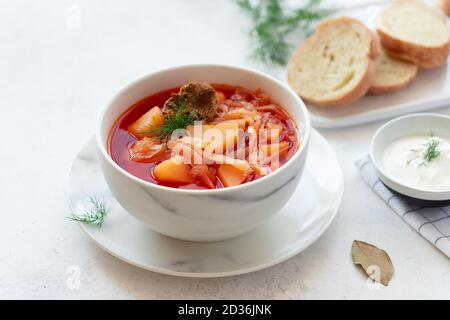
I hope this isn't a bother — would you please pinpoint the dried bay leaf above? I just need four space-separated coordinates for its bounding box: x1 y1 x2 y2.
351 240 394 286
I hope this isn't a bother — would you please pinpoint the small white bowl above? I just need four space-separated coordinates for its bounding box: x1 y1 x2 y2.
370 113 450 202
96 64 311 241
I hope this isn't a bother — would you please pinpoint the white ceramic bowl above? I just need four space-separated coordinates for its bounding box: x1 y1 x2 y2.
370 113 450 202
96 64 311 241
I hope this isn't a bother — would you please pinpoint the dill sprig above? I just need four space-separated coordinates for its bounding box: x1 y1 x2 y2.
406 133 442 167
69 196 108 227
237 0 334 65
143 97 195 139
422 137 441 164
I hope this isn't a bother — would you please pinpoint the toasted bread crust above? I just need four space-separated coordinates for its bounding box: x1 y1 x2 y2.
376 1 450 68
288 17 377 107
440 0 450 16
369 47 418 94
377 29 450 68
369 68 417 94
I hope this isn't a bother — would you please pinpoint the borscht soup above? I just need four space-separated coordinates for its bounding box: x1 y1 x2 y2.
108 82 300 190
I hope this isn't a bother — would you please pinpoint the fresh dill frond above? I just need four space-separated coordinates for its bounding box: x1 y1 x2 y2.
237 0 334 65
69 196 108 227
422 137 441 164
407 134 442 167
142 97 195 139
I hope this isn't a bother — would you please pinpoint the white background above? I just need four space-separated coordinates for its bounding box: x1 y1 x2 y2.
0 0 449 299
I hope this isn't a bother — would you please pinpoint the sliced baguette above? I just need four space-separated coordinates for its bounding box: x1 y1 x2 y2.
440 0 450 16
377 0 450 68
288 17 377 107
370 49 418 94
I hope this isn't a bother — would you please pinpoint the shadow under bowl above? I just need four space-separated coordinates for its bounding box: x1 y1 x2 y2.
381 182 450 207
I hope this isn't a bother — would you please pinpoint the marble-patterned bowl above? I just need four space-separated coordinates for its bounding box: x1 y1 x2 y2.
96 64 311 241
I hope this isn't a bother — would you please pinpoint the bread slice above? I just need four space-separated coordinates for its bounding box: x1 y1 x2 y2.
370 49 418 94
377 0 450 68
440 0 450 16
288 17 377 107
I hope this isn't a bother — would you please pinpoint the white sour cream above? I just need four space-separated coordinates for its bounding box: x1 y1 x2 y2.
381 134 450 191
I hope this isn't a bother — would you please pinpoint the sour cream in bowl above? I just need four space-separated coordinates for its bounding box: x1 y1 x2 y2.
371 113 450 203
382 134 450 191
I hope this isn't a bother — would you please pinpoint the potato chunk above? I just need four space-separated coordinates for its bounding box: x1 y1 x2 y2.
153 157 194 184
218 119 246 130
213 121 240 151
128 107 164 138
223 108 259 121
218 162 252 187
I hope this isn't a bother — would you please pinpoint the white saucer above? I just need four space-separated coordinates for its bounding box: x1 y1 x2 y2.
68 129 343 277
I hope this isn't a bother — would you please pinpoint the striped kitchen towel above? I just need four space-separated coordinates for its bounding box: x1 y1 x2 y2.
356 154 450 258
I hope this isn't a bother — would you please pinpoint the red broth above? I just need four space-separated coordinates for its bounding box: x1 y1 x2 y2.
108 84 300 190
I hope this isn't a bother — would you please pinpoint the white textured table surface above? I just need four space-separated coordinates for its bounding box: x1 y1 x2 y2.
1 0 449 299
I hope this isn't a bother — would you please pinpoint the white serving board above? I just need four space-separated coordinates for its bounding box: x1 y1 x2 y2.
302 1 450 128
